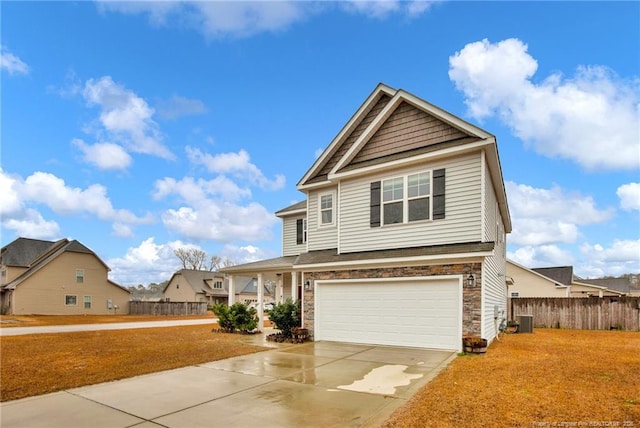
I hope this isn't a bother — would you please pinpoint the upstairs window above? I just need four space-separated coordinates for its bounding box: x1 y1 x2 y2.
213 281 223 289
407 172 430 222
382 177 404 225
319 193 333 226
84 296 92 309
76 269 84 283
296 218 307 244
371 169 445 227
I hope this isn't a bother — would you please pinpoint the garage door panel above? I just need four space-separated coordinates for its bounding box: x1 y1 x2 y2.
315 279 460 350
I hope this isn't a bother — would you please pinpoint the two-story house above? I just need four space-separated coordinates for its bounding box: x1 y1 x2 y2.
0 237 131 315
163 269 229 305
220 84 511 351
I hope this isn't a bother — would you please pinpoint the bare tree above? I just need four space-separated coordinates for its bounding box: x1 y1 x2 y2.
174 248 207 270
209 255 236 271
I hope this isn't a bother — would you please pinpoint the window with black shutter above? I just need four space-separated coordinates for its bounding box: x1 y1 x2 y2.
370 168 445 225
296 218 307 244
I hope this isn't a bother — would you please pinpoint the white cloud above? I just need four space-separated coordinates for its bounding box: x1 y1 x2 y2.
98 1 307 38
221 243 276 265
107 237 190 286
617 182 640 212
449 38 640 170
161 201 276 243
22 172 151 224
83 76 174 160
112 223 134 238
186 147 285 190
155 95 207 120
153 176 251 203
0 169 152 239
508 245 574 268
2 208 61 240
0 46 29 75
506 181 613 246
98 1 435 38
579 240 640 277
72 138 132 170
0 169 22 216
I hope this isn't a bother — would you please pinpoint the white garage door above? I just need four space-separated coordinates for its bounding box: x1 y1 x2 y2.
315 277 461 350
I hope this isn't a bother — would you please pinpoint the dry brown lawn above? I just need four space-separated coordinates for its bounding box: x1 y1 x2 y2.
384 329 640 427
0 313 217 327
0 315 271 401
2 317 639 427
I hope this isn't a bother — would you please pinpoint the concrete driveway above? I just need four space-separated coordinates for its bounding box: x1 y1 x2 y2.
0 339 456 428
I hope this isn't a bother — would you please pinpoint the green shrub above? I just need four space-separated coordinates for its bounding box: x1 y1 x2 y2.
230 302 258 332
212 303 233 332
268 299 300 338
212 302 258 333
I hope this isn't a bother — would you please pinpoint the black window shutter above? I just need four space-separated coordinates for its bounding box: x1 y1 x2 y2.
433 169 445 219
296 219 303 244
370 181 381 227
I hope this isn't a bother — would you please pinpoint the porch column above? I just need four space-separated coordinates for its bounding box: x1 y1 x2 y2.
227 275 235 306
291 271 298 301
276 274 283 303
257 273 264 331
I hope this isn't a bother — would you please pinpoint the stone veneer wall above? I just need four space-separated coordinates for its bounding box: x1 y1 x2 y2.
302 262 482 340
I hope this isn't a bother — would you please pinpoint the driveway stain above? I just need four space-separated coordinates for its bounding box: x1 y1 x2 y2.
337 364 423 395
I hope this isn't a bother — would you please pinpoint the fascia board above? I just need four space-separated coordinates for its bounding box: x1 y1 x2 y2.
328 138 493 181
507 259 563 285
275 208 307 218
294 251 492 271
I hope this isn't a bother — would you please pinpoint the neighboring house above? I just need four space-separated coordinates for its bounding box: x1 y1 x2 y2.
220 83 512 351
0 237 130 315
577 277 640 297
506 260 570 298
163 269 228 305
570 281 627 298
507 260 626 298
236 277 274 306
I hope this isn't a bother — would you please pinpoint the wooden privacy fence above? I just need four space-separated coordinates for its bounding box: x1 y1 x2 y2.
129 301 208 316
510 297 640 331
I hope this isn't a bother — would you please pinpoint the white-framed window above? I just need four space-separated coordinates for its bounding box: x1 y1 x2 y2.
382 171 431 225
76 269 84 283
319 193 334 226
382 177 404 225
213 281 223 289
65 295 77 306
511 292 520 298
407 172 430 222
302 218 307 243
83 295 92 309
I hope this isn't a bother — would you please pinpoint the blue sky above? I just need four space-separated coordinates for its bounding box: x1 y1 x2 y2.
1 1 638 286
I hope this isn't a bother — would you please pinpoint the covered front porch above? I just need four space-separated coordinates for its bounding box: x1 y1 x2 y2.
219 256 306 331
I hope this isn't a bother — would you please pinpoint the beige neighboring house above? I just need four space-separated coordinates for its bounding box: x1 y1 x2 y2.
0 237 130 315
163 269 228 305
506 260 570 298
507 260 626 298
577 277 640 297
220 83 512 351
